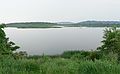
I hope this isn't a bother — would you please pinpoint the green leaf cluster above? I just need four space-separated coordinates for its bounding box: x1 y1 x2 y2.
0 24 20 55
98 26 120 54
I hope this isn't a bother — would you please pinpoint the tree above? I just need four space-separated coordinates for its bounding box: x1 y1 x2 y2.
97 26 120 54
0 24 20 55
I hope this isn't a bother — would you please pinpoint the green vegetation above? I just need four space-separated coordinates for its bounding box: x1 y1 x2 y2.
74 21 120 27
1 24 120 74
6 21 120 28
0 24 20 55
97 26 120 53
6 22 61 28
0 56 120 74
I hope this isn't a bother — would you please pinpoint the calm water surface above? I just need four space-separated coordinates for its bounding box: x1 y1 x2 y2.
4 27 104 55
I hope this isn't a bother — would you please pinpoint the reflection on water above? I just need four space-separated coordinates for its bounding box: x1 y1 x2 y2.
4 27 104 55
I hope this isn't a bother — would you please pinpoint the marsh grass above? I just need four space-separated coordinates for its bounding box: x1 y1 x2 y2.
0 55 120 74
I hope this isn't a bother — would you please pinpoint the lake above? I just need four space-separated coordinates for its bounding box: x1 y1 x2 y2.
4 27 104 55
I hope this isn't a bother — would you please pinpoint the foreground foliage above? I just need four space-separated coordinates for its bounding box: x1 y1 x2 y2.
0 24 20 55
98 26 120 54
0 56 120 74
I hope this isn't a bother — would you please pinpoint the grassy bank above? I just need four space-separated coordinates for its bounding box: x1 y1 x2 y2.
1 50 120 74
0 55 120 74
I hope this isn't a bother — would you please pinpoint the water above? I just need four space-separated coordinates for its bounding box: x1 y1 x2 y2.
4 27 104 55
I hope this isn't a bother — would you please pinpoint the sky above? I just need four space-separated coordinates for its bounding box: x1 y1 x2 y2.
0 0 120 23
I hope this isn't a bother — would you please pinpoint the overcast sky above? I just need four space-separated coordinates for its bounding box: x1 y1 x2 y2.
0 0 120 23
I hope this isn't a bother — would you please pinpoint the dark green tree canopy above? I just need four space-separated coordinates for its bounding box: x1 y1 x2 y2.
0 24 20 55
